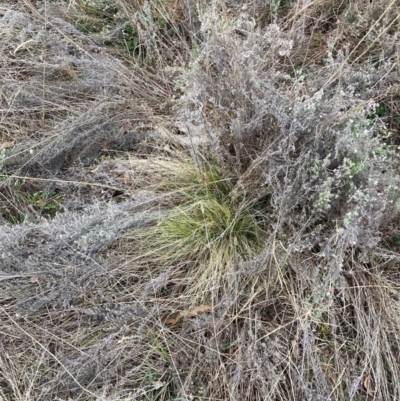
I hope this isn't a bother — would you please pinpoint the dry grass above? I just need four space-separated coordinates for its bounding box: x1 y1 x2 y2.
1 0 400 400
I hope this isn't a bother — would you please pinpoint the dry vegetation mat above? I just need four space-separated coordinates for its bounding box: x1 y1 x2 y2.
1 0 400 400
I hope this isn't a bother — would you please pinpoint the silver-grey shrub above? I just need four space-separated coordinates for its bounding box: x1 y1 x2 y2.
177 7 400 263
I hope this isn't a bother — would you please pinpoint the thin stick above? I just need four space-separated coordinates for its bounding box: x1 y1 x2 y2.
0 174 126 193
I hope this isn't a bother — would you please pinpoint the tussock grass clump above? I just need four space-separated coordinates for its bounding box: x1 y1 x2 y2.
132 160 268 300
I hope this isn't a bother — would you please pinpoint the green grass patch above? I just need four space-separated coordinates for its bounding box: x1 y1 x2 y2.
134 160 268 300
